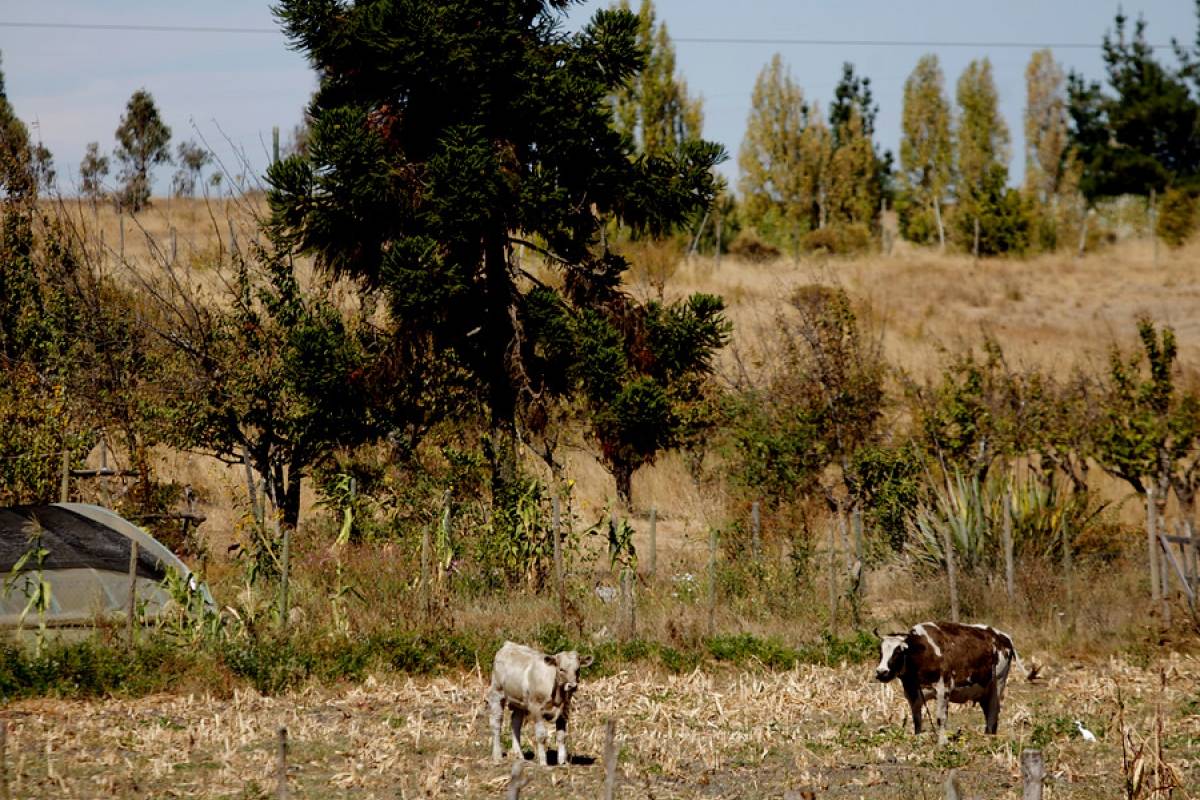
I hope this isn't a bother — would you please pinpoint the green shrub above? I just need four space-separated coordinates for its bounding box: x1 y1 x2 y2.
1156 187 1197 248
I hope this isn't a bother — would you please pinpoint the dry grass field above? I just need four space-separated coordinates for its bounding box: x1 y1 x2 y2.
3 656 1196 799
14 198 1199 799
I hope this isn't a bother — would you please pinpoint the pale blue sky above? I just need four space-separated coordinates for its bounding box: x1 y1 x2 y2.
1 1 1194 195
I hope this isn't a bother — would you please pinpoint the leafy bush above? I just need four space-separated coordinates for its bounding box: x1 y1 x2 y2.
802 223 873 254
727 228 781 263
1156 187 1197 248
951 165 1033 255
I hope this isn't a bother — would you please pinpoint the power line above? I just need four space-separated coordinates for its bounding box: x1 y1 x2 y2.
0 21 277 35
674 36 1175 50
0 21 1177 50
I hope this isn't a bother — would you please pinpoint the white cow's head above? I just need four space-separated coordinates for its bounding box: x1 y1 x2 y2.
875 634 908 682
545 650 594 694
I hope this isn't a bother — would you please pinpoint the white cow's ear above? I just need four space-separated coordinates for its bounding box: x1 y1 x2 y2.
544 655 559 668
579 655 594 669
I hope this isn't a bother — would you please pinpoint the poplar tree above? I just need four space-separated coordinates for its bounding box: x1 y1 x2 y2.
955 58 1010 208
899 55 952 248
739 54 818 249
114 89 172 212
827 109 879 229
611 0 703 158
1024 49 1068 203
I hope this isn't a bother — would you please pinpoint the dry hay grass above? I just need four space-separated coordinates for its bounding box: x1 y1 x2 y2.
3 655 1196 798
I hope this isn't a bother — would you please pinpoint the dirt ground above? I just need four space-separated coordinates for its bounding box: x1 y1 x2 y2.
3 653 1196 799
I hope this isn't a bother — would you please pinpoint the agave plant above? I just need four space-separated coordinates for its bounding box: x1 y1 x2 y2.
908 468 1101 573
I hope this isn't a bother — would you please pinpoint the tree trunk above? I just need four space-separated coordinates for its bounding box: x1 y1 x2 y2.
483 231 519 503
614 461 633 511
282 452 303 529
934 197 945 251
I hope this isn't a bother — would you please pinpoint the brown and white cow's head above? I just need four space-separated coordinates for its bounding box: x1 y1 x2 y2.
875 633 909 682
545 650 594 695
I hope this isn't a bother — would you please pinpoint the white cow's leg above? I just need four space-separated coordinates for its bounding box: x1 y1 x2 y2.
555 715 568 766
935 679 949 746
510 708 526 760
533 717 549 766
488 689 505 762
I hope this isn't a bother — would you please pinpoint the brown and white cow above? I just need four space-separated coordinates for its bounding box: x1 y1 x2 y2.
488 641 593 766
874 621 1036 744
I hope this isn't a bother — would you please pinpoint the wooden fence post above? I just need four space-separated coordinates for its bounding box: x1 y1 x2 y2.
609 509 618 568
552 495 565 624
119 214 125 261
60 447 70 504
279 528 291 633
708 528 718 636
505 760 531 800
602 719 618 800
828 522 838 633
943 525 959 623
1062 517 1073 628
852 504 864 598
420 523 432 622
170 226 177 265
648 505 657 577
751 501 761 563
126 540 139 648
1003 489 1014 603
1 718 9 800
1020 749 1044 800
1147 486 1162 608
620 569 635 641
1150 188 1159 269
276 727 289 800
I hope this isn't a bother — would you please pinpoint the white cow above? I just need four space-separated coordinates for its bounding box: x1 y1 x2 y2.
488 641 593 766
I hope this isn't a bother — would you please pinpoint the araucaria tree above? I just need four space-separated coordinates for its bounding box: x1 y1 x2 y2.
269 1 725 509
114 89 172 212
899 54 952 248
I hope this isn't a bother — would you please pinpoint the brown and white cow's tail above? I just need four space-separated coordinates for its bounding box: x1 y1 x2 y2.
1011 643 1040 682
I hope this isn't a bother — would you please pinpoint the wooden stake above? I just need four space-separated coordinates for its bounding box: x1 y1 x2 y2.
126 540 139 648
751 501 761 563
552 495 565 624
0 718 9 800
1147 487 1161 605
420 523 432 622
943 524 959 623
602 719 618 800
648 505 657 577
279 528 291 634
1003 489 1014 602
828 522 838 633
276 727 288 800
620 569 635 641
708 528 718 636
1020 749 1044 800
505 760 530 800
59 447 69 504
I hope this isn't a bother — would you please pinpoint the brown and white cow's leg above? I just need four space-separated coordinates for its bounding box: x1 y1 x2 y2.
555 714 569 766
533 717 549 766
935 679 949 745
982 683 1002 734
509 708 526 760
488 688 506 762
902 680 923 734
